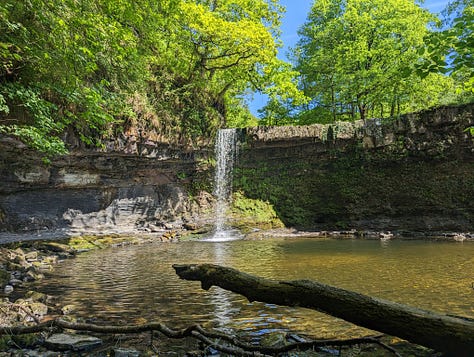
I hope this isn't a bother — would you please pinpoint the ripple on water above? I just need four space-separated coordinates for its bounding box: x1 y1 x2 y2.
35 238 474 339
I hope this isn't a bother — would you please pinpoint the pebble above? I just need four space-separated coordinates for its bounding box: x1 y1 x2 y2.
9 278 23 286
113 348 141 357
61 304 76 315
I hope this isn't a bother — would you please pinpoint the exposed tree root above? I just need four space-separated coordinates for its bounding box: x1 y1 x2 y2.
0 319 402 356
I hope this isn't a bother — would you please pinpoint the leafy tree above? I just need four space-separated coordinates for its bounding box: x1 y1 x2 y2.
0 0 139 155
174 0 304 126
292 0 450 123
417 1 474 94
0 0 304 156
258 98 295 126
225 95 258 128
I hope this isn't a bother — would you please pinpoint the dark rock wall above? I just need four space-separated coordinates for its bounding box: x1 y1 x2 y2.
0 142 213 234
235 104 474 233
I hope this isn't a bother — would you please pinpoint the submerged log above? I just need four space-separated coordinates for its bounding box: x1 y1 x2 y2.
173 263 474 356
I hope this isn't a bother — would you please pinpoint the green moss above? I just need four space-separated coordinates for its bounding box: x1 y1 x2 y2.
189 165 214 195
60 236 99 250
230 191 284 230
234 143 474 231
11 333 39 348
59 235 140 251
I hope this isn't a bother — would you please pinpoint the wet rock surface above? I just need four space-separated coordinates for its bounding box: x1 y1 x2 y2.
112 347 141 357
0 136 214 235
44 333 103 351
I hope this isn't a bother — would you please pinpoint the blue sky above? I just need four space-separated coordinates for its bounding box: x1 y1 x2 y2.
248 0 451 116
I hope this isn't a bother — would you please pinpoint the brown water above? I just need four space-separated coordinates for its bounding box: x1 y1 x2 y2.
35 238 474 340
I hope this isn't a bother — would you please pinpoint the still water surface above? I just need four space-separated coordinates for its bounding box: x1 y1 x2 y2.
35 238 474 340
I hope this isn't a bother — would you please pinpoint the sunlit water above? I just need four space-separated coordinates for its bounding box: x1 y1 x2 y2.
34 238 474 341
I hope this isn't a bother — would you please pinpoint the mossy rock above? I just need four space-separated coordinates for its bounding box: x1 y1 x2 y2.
25 290 48 303
260 332 288 348
63 236 99 251
58 235 145 252
230 191 284 231
38 242 75 254
64 236 114 250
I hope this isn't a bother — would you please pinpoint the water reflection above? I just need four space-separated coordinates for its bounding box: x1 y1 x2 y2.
35 238 474 339
209 243 234 330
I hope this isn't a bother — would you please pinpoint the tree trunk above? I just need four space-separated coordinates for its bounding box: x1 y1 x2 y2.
358 102 366 121
173 264 474 357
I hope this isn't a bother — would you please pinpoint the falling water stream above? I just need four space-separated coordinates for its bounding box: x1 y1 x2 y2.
206 128 241 241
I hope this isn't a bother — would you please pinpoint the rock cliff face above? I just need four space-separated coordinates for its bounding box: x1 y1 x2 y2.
235 104 474 233
0 104 473 236
0 142 214 235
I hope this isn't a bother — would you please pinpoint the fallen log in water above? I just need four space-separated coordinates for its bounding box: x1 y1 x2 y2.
173 263 474 356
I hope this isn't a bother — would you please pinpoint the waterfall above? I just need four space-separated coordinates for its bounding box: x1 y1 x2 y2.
207 128 241 241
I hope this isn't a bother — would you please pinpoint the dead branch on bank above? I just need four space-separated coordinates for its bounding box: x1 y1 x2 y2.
173 263 474 357
0 319 401 356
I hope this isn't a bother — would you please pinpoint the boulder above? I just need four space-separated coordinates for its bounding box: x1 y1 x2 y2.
44 333 102 352
25 291 48 303
15 299 48 321
24 251 38 261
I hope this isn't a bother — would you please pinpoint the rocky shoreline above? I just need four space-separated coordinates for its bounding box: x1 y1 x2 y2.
243 228 474 241
0 234 181 356
2 225 473 245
